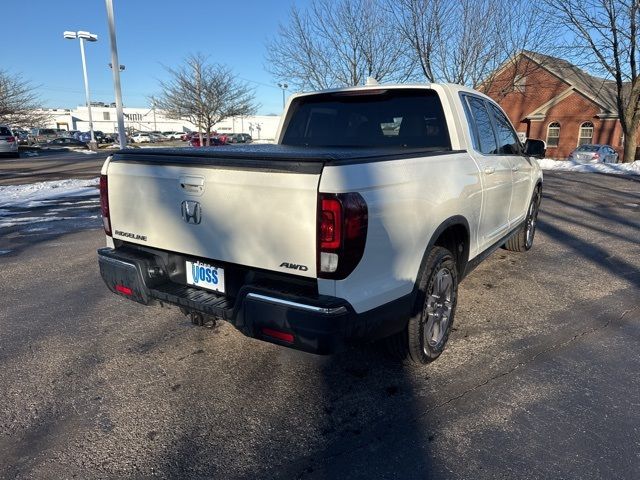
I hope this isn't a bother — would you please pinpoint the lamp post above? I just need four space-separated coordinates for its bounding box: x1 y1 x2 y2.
278 82 288 110
105 0 127 149
63 30 98 150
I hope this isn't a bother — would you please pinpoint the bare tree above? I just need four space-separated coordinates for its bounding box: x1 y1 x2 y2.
265 0 414 90
390 0 552 90
0 70 49 127
544 0 640 162
155 54 257 146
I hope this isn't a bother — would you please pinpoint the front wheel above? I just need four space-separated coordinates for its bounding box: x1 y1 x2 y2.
386 246 459 364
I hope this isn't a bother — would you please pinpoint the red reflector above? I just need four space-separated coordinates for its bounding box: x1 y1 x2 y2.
115 285 132 296
6 136 15 143
320 198 342 249
262 327 294 343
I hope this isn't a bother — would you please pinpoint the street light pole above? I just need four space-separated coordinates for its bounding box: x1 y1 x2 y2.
77 37 96 149
278 82 288 110
65 30 98 150
105 0 127 149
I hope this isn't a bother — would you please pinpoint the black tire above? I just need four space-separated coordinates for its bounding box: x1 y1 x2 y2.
504 187 541 252
386 246 459 364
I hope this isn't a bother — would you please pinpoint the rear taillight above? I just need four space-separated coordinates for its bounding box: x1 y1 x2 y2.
7 136 15 143
593 153 600 160
317 192 368 279
100 174 112 236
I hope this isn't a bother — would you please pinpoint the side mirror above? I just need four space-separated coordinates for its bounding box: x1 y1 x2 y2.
524 139 546 158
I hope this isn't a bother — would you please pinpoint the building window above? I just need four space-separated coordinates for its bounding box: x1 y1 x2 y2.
578 121 594 146
103 112 110 121
514 75 527 93
546 122 560 147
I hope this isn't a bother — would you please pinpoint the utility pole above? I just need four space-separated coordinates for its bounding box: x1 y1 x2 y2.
105 0 127 149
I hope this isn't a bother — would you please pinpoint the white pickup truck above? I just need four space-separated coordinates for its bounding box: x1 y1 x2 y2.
97 83 544 364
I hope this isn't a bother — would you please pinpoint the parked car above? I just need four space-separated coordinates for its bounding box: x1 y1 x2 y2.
149 133 168 142
568 144 618 163
130 133 152 143
46 137 88 148
216 133 230 145
162 131 184 140
0 125 19 157
31 128 64 144
236 133 252 143
97 83 545 364
12 129 33 145
190 136 222 147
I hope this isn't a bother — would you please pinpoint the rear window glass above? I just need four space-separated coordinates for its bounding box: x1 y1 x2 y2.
282 89 451 149
576 145 599 152
0 127 11 136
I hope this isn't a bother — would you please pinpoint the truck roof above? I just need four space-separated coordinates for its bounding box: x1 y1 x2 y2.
287 82 490 101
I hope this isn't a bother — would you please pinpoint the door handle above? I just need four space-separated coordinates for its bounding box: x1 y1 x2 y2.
484 167 495 175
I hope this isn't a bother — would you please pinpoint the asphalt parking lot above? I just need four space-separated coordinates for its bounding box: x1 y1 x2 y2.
0 149 110 186
0 171 638 479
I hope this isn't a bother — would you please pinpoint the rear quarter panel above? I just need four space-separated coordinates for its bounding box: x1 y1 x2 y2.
319 152 482 313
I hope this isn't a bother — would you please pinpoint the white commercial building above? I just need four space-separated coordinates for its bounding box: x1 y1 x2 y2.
40 105 282 140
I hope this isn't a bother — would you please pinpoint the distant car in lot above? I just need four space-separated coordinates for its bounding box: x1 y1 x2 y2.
46 137 88 149
236 133 252 143
12 129 33 145
190 136 222 147
149 133 168 142
31 128 64 144
162 131 183 140
0 125 19 157
216 133 230 145
131 133 152 143
568 144 618 163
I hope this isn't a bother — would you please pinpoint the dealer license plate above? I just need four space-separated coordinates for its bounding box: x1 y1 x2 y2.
185 260 225 293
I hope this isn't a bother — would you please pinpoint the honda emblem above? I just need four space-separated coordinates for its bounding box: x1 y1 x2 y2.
181 200 202 224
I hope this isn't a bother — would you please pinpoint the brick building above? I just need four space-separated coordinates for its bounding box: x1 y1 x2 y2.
483 51 638 160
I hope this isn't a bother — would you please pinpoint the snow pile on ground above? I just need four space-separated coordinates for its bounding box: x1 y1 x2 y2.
537 159 640 175
0 178 100 209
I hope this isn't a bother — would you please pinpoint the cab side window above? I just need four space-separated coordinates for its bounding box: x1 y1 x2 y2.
488 103 521 155
464 95 498 155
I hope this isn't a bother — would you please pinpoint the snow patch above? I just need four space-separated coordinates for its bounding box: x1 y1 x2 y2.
537 159 640 175
0 215 99 228
0 178 100 209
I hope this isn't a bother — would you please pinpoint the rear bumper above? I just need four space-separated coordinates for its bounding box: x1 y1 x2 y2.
98 247 410 354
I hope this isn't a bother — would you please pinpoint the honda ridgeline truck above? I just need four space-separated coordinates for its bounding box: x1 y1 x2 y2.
97 83 544 364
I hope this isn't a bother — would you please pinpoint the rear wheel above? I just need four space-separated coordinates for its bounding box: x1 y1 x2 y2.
386 246 458 364
504 187 541 252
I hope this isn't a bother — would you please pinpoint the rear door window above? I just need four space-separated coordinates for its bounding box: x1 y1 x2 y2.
464 96 498 155
282 89 451 150
488 103 521 154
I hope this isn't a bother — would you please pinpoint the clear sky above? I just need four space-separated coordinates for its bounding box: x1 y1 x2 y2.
4 0 307 114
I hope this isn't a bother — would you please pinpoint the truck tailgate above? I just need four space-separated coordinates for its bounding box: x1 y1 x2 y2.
106 157 321 278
